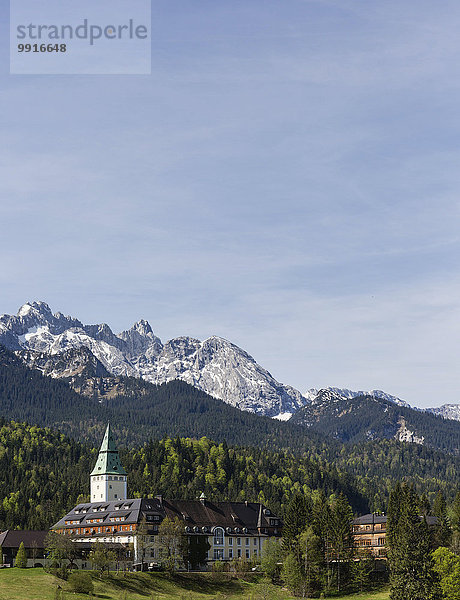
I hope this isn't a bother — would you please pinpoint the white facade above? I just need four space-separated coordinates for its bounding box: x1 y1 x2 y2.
90 474 127 502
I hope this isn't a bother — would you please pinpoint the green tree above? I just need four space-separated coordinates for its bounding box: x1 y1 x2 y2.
158 517 187 573
89 542 116 575
282 492 310 558
312 490 332 590
15 541 27 568
134 516 149 569
451 491 460 533
328 493 354 593
433 491 452 548
299 526 324 597
352 554 374 593
260 537 283 582
432 546 460 600
45 531 76 569
419 493 431 516
187 535 210 570
388 484 441 600
281 552 304 596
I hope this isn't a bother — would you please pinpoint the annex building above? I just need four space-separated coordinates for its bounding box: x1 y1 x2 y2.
52 425 282 568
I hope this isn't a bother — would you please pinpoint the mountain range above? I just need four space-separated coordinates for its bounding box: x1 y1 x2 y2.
0 301 305 418
1 301 459 445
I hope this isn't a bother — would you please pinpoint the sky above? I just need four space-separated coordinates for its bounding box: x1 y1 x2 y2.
1 0 460 408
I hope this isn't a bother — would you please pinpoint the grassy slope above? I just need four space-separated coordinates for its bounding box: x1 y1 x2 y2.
0 568 390 600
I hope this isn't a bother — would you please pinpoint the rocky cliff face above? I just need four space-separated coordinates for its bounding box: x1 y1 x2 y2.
0 302 306 417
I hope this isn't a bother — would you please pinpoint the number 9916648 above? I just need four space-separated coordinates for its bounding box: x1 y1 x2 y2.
18 43 67 53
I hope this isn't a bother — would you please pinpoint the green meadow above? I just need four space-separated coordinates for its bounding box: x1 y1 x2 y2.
0 568 390 600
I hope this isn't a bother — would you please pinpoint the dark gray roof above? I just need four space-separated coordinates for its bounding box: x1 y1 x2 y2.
52 497 162 530
353 514 387 525
52 497 281 536
0 530 48 549
353 513 438 526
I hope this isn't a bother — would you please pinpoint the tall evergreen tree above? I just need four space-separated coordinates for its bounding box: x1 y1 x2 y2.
328 493 354 593
387 481 402 550
433 491 452 548
418 493 431 516
451 491 460 533
388 484 441 600
282 491 310 558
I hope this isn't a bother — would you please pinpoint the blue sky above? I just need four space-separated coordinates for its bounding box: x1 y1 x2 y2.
2 0 460 407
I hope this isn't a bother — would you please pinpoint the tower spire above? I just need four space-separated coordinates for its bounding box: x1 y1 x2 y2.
90 424 127 502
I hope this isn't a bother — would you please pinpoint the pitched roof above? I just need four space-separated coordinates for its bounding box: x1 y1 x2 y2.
0 530 48 548
353 514 387 525
353 513 438 526
52 497 281 537
51 498 162 529
90 423 127 476
162 499 280 534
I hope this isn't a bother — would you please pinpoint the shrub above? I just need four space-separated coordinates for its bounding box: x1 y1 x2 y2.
15 542 27 568
67 571 94 594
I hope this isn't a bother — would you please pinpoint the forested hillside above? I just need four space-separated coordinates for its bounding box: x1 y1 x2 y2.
1 344 459 518
292 392 460 455
0 345 325 452
0 420 367 530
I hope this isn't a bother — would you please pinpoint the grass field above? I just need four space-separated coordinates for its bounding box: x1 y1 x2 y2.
0 568 390 600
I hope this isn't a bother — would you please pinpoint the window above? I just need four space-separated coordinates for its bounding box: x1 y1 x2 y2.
237 549 241 558
246 549 250 559
213 527 224 546
228 548 233 559
254 538 257 546
237 538 241 546
150 549 155 558
228 537 233 546
213 549 224 560
245 538 249 546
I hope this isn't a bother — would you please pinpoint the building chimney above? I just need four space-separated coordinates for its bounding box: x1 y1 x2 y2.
199 492 207 505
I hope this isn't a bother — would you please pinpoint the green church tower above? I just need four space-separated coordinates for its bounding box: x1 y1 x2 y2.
90 424 127 502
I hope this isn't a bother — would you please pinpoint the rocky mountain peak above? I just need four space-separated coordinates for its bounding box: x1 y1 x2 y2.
18 301 53 318
0 301 306 418
131 319 153 335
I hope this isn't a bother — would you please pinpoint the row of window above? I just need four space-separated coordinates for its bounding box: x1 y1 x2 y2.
354 538 385 547
353 524 386 532
65 525 135 535
214 535 258 547
92 475 126 481
212 548 257 560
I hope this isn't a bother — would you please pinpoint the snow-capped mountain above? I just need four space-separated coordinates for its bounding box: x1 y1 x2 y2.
0 302 305 417
290 388 460 454
425 404 460 422
305 387 411 408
